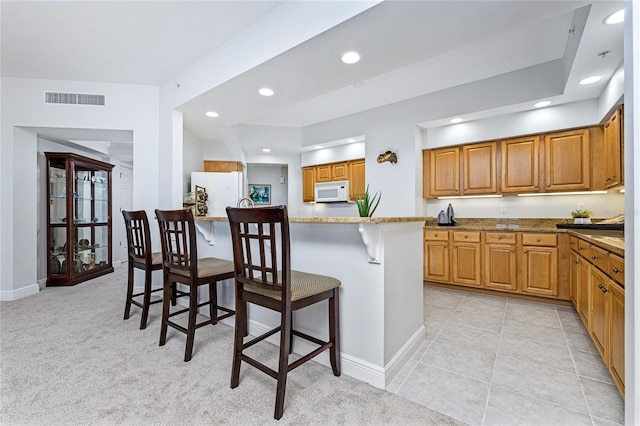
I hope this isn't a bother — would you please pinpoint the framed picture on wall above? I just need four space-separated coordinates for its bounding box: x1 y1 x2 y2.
248 184 271 205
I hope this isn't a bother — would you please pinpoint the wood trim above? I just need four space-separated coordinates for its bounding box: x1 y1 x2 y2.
203 161 245 172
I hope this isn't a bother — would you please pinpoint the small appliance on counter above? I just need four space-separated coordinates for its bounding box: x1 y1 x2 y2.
437 203 457 226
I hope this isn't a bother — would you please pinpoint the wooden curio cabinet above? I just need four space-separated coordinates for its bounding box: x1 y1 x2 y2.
46 152 114 286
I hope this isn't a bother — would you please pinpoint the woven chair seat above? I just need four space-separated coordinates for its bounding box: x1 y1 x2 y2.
245 270 341 301
132 252 163 266
170 257 234 278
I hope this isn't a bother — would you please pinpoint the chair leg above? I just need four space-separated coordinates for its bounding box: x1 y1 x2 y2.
274 308 292 420
171 282 178 306
184 285 198 362
289 312 294 355
329 289 341 377
159 275 171 347
230 291 245 389
209 281 218 324
123 261 134 320
140 268 152 329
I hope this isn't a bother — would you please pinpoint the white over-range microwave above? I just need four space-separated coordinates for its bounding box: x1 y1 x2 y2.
314 180 349 203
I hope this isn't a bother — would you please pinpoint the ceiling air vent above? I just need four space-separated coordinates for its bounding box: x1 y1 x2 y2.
45 92 105 106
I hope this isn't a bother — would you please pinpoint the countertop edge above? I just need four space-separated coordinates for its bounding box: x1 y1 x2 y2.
195 216 430 224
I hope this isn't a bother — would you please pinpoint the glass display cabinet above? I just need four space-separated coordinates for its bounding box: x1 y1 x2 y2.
46 152 114 286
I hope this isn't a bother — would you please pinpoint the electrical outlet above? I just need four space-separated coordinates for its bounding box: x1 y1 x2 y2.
577 203 585 211
499 204 508 214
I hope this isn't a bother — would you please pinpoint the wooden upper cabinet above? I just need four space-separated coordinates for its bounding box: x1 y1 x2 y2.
544 128 591 191
302 167 316 202
462 142 497 195
604 106 623 189
332 162 348 181
348 159 366 201
316 164 332 182
500 135 540 193
427 147 459 197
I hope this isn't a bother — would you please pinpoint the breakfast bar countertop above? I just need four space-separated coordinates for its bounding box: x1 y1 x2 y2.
196 216 431 224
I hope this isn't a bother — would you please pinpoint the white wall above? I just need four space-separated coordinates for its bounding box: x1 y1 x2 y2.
246 164 288 207
0 77 159 300
183 127 204 194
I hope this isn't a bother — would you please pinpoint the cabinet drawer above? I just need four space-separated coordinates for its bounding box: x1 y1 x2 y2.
522 233 557 247
485 232 516 244
424 230 449 241
569 236 579 252
576 239 591 258
609 254 625 287
589 245 609 273
452 231 481 243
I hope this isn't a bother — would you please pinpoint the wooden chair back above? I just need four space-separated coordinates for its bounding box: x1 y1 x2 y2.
226 206 290 300
122 210 153 268
154 208 199 280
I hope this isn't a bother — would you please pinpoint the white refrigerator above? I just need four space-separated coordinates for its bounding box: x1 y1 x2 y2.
191 171 245 217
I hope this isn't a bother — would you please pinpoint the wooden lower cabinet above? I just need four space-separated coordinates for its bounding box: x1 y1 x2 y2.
589 266 608 358
570 235 625 396
610 282 625 393
484 239 516 291
424 231 450 282
451 231 481 286
521 245 558 297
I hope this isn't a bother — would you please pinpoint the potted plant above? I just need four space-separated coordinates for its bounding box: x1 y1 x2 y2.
356 185 381 218
571 209 592 224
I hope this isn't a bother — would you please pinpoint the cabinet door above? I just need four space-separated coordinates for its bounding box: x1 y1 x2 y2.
521 246 558 296
302 167 316 202
424 241 450 282
544 128 591 191
316 164 332 182
462 142 496 195
569 251 580 307
609 282 625 393
577 257 590 327
604 107 623 188
500 135 540 193
484 243 517 291
589 266 609 359
332 162 348 181
348 159 366 201
451 242 481 287
428 147 459 197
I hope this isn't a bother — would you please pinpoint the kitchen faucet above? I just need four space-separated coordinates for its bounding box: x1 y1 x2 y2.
236 197 254 208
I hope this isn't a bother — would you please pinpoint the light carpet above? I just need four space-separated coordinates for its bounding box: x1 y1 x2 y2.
0 267 461 425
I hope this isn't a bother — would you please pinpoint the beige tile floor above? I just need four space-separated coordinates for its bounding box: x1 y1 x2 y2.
387 286 625 425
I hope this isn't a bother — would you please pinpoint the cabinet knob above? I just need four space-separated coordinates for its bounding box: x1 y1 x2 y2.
579 247 584 251
444 245 448 249
536 237 541 242
498 235 503 240
613 267 622 274
605 177 613 182
511 249 515 253
464 235 468 239
591 255 598 260
573 260 579 265
434 233 438 237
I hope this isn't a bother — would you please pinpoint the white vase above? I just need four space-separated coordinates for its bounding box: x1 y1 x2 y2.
573 218 591 224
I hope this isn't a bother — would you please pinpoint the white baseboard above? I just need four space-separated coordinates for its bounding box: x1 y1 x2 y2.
0 283 40 301
383 325 425 388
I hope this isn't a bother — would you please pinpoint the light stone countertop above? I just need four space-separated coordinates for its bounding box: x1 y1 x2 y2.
196 216 430 224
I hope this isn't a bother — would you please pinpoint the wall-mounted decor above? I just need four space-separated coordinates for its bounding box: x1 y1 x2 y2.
248 184 271 205
377 150 397 164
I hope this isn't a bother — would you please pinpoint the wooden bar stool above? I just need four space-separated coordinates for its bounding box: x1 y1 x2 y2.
122 210 186 329
226 205 341 420
155 208 235 362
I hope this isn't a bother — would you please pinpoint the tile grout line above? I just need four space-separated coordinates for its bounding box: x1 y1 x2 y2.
480 296 508 426
557 305 597 425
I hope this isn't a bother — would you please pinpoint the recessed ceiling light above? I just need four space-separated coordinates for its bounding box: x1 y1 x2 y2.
261 148 271 153
450 118 464 124
341 51 360 64
258 88 274 97
314 145 323 149
534 101 552 108
604 9 624 25
579 76 602 85
205 111 219 118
